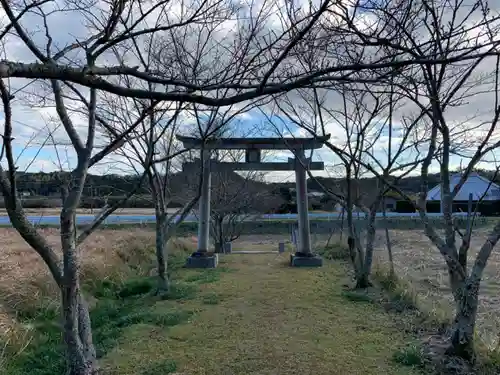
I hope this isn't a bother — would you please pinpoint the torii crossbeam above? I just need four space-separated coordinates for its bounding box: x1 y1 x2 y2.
177 134 330 268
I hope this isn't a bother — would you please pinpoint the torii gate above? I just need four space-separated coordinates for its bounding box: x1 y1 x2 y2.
177 134 330 268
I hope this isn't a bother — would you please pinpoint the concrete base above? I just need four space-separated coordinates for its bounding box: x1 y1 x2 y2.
185 253 218 268
290 253 323 267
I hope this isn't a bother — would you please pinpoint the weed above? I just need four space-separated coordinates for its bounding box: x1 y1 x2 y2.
114 310 193 329
92 299 192 358
117 277 156 298
161 282 197 301
373 266 418 311
202 293 221 305
3 307 65 375
392 343 424 367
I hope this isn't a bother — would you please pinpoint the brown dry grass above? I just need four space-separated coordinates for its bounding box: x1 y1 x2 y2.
371 228 500 351
0 228 159 350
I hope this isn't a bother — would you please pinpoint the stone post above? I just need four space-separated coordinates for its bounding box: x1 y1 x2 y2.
197 149 211 253
294 148 312 254
278 241 285 253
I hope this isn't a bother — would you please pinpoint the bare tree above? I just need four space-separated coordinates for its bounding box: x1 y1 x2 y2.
101 97 250 292
0 79 139 374
1 0 500 370
269 82 425 288
1 0 500 105
209 169 279 252
327 0 500 360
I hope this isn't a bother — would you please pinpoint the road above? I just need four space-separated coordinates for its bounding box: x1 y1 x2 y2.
0 211 471 226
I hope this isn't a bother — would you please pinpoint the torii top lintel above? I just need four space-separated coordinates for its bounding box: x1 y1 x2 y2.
175 134 330 150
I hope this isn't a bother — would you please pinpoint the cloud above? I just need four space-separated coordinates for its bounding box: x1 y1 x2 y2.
0 0 499 187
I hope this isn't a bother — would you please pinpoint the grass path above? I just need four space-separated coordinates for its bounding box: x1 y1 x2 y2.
101 253 419 375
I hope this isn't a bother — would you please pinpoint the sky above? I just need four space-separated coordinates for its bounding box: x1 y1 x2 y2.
3 104 492 184
0 0 499 184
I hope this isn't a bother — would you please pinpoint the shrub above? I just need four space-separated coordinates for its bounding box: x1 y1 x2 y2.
318 241 351 260
393 343 424 367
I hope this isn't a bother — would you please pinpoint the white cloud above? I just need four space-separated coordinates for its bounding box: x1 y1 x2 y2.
0 0 499 187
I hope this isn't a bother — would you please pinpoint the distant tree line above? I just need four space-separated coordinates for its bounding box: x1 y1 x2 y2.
9 170 500 211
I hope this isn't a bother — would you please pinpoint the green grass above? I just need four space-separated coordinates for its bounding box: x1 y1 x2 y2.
3 245 424 375
97 253 421 375
140 358 178 374
341 289 375 303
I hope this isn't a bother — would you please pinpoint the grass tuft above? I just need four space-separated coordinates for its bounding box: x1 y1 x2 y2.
392 343 424 367
317 241 351 260
117 277 156 298
160 282 198 301
201 293 222 305
373 266 418 311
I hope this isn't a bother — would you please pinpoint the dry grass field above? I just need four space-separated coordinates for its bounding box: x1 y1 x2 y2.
0 228 422 375
371 228 500 350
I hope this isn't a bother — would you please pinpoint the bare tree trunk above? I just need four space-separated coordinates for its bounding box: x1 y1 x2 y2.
155 212 169 293
356 203 379 288
340 208 345 241
214 216 224 253
157 196 200 292
346 167 364 280
60 222 98 375
382 197 395 276
60 159 99 375
446 279 479 361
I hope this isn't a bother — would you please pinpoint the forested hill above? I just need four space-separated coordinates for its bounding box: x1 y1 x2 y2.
13 170 264 197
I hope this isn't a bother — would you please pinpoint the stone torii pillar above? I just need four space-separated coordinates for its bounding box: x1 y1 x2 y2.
197 149 212 253
287 149 322 267
177 134 330 268
294 148 312 254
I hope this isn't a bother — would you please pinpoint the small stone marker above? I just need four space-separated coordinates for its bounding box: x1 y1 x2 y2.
278 242 285 253
224 242 232 254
